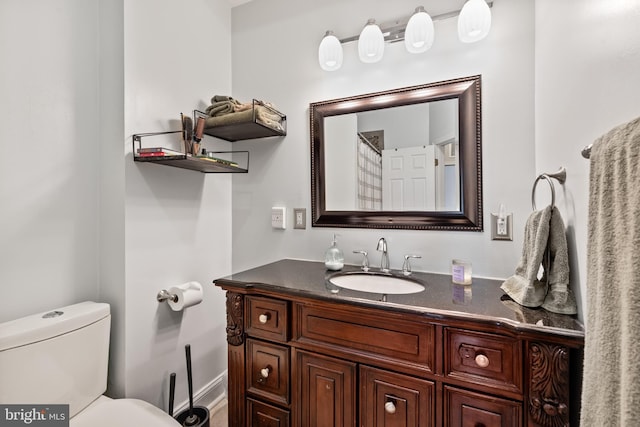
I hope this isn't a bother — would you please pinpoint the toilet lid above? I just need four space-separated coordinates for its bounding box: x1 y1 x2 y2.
71 397 180 427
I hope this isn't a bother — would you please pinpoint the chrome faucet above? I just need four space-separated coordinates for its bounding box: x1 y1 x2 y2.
376 237 390 273
402 254 422 276
353 250 370 272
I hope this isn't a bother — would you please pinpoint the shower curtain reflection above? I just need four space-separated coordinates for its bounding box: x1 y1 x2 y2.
356 134 382 210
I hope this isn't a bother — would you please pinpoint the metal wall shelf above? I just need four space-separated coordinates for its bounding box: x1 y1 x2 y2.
132 101 286 173
133 153 248 173
197 100 286 142
132 130 249 174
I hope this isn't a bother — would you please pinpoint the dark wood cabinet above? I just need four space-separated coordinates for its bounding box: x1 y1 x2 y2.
295 350 356 427
215 261 583 427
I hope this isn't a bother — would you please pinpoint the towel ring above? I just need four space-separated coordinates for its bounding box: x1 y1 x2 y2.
531 167 566 211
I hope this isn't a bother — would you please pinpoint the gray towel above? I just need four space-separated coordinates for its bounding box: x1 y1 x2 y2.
501 206 553 307
540 207 577 314
580 116 640 426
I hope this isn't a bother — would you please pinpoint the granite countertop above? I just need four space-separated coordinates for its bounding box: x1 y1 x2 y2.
214 259 584 339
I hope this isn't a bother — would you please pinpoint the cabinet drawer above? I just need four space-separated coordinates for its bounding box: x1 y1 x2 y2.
360 365 435 427
246 296 289 342
295 303 434 374
247 398 290 427
444 386 522 427
445 328 522 394
247 339 290 406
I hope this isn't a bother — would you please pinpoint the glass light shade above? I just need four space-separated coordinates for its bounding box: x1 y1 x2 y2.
404 7 434 54
318 31 343 71
458 0 492 43
358 19 384 63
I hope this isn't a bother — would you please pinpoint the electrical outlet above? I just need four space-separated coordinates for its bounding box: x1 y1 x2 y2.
293 208 306 229
271 207 286 229
491 213 513 241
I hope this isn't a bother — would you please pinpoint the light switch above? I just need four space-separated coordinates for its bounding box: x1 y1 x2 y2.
271 207 286 229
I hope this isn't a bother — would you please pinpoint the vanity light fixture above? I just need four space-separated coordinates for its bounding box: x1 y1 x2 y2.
358 19 385 63
404 6 434 54
458 0 492 43
318 31 343 71
317 1 493 71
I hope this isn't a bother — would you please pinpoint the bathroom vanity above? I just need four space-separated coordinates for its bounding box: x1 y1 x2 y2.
214 259 584 427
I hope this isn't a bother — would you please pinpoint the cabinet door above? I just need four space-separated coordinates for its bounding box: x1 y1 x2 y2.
444 386 522 427
296 350 356 427
360 365 435 427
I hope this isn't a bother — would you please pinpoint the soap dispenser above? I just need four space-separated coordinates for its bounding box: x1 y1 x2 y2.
324 234 344 271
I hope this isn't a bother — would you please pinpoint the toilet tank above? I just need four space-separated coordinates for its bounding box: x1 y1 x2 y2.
0 301 110 417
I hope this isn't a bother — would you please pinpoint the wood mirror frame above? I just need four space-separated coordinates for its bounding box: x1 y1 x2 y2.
310 75 483 231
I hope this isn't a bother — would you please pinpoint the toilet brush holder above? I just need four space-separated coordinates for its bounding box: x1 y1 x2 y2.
174 344 210 427
175 407 209 427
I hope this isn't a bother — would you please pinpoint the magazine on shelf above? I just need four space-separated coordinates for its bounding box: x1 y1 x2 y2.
136 147 185 157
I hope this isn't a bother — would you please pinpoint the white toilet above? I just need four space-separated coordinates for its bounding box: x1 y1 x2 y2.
0 301 180 426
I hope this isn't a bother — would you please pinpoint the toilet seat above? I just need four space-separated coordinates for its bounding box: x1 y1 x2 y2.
70 396 179 426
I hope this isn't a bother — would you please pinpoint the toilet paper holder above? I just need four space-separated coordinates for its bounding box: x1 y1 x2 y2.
157 289 178 303
157 282 204 311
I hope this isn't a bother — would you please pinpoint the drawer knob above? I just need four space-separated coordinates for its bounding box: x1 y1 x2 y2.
258 313 270 324
260 367 270 379
475 354 490 368
384 401 396 414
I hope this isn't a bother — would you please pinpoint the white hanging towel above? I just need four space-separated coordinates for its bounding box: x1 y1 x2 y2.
581 116 640 426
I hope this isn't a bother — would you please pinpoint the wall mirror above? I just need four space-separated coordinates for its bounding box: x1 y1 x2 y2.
310 75 483 230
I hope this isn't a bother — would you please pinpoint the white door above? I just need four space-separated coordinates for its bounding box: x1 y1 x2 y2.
382 146 436 210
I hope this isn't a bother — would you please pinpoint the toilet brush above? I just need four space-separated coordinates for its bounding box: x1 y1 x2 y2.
168 372 176 417
174 344 210 427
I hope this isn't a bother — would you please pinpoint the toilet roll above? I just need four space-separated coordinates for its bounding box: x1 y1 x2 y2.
167 281 203 311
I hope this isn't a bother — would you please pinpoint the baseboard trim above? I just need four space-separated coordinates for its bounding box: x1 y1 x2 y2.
173 369 227 415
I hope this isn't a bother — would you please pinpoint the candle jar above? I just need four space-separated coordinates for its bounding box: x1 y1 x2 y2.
451 259 472 285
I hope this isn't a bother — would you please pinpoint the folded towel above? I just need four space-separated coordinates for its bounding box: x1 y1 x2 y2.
540 207 577 314
256 109 284 131
501 206 553 307
233 102 253 112
204 106 283 132
205 101 235 117
211 95 236 103
257 108 283 123
257 117 284 132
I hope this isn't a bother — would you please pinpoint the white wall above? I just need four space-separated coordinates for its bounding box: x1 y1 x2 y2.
325 115 357 210
122 0 233 409
0 0 233 412
230 0 535 281
358 105 430 149
0 0 100 321
98 0 126 398
535 0 640 320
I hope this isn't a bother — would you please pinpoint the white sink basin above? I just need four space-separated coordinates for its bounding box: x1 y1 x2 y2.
328 272 425 295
